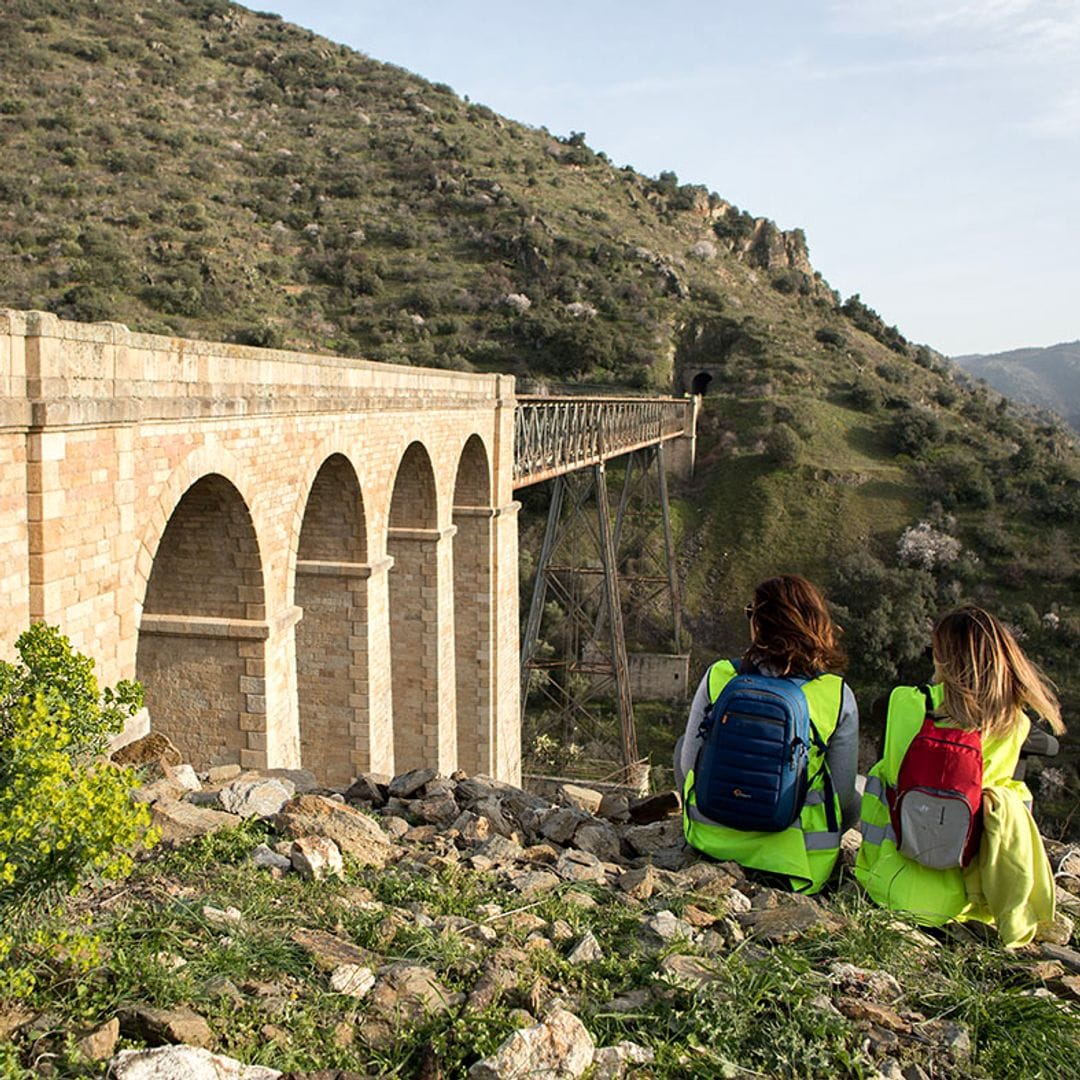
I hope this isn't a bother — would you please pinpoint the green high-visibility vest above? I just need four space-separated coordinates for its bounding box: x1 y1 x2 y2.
681 659 845 894
854 683 1030 925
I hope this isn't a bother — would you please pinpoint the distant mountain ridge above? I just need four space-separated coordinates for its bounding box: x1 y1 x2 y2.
954 341 1080 431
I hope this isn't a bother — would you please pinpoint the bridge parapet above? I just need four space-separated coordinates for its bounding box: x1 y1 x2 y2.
513 396 693 487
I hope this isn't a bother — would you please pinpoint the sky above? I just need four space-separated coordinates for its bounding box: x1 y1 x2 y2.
264 1 1080 358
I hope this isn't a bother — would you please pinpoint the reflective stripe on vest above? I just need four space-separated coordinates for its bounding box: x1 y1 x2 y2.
686 801 840 849
864 774 887 802
860 820 897 846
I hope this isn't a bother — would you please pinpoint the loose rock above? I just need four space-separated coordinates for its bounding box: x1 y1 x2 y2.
273 795 397 867
111 1045 281 1079
468 1008 595 1079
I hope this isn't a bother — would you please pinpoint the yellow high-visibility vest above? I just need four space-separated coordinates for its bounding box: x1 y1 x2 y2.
682 659 845 894
855 683 1029 924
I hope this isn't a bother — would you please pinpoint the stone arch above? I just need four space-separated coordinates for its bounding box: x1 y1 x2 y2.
134 444 255 620
294 454 370 788
691 371 713 396
387 441 443 770
389 442 438 530
136 473 267 771
452 435 494 775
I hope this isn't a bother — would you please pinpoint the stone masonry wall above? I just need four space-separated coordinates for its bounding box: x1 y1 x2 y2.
0 310 520 783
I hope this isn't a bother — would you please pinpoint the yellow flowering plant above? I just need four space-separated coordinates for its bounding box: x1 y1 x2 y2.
0 625 157 997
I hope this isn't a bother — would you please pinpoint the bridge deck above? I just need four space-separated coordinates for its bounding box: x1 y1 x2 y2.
513 396 692 487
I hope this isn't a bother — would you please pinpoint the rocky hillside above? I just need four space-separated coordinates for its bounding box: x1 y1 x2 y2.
0 0 831 385
3 734 1079 1078
954 342 1080 432
1 1 1078 774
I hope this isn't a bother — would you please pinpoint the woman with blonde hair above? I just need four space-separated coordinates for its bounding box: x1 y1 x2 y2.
856 605 1064 945
676 574 859 894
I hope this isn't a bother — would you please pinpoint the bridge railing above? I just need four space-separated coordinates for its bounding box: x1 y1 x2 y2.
513 396 692 487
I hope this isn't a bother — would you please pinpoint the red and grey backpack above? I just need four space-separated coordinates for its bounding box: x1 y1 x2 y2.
888 686 984 869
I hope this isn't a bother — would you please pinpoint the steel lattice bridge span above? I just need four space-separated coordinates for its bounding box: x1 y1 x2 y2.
0 311 696 789
513 395 692 487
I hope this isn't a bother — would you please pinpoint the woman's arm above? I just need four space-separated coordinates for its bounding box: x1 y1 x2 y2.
827 683 860 831
678 668 714 782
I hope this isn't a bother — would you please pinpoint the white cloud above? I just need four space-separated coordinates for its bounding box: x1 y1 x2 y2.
1028 85 1080 136
828 0 1080 62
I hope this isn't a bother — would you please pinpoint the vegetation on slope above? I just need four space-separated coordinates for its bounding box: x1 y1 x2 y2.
0 1 1077 796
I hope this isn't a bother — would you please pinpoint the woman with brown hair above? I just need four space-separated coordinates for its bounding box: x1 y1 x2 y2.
856 605 1064 944
676 574 858 893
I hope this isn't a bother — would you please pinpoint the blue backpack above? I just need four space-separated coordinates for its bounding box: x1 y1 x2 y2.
693 661 835 833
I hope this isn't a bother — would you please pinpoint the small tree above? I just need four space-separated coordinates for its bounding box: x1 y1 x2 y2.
0 625 156 996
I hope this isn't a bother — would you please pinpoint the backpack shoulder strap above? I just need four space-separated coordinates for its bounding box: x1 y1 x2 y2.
918 684 936 717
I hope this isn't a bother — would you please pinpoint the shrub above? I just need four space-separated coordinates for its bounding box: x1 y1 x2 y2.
0 625 154 995
771 270 811 295
847 377 884 413
897 521 962 571
888 405 944 457
233 324 284 349
830 552 937 687
875 360 909 385
933 384 958 407
815 327 845 348
765 422 802 467
919 449 995 509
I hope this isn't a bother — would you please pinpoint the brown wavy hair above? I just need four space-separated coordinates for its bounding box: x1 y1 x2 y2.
743 574 846 677
932 606 1064 739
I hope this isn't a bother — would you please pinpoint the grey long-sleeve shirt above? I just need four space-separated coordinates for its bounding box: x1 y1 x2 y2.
678 663 860 831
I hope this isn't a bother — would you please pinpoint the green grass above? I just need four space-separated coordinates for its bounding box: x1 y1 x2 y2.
5 820 1080 1078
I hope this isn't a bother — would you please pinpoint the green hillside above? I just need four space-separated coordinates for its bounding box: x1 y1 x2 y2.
1 0 1078 798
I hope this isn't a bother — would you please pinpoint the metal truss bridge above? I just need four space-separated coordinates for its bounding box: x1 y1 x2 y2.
513 395 697 789
513 395 693 488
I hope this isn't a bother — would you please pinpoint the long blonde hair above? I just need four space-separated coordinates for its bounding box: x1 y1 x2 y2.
932 606 1064 739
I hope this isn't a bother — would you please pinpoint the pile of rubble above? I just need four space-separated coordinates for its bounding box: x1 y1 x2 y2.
5 731 1079 1080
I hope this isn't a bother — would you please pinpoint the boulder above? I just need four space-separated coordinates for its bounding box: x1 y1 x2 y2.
219 776 295 819
273 795 397 866
150 798 237 844
111 732 183 768
627 791 680 824
329 964 376 999
388 768 438 798
572 821 622 863
622 818 682 857
343 774 388 805
658 953 723 988
290 836 344 881
560 784 603 815
567 931 603 965
367 962 458 1023
291 928 375 971
617 866 660 901
591 1041 655 1079
540 808 588 845
207 764 242 785
74 1017 119 1062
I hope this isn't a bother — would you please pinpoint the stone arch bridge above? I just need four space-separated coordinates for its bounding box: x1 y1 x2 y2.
0 311 694 785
